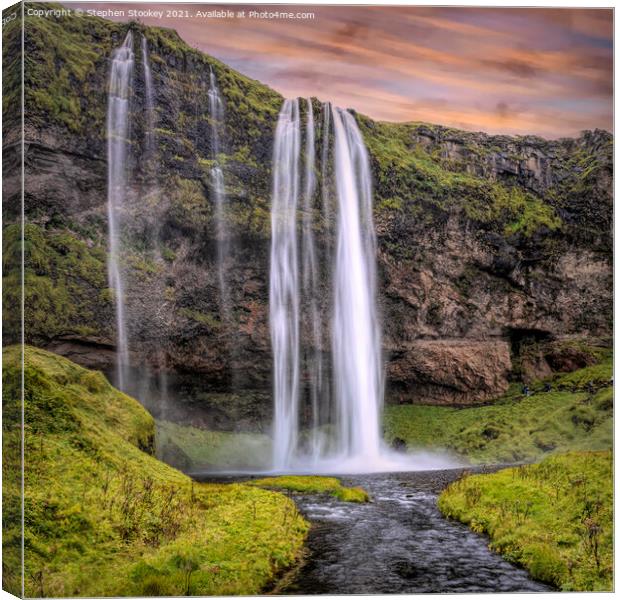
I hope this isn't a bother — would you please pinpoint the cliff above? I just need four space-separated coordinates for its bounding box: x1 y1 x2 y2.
3 4 612 426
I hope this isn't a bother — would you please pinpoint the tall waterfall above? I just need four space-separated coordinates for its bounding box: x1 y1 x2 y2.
330 107 382 460
140 34 170 410
270 99 301 469
300 100 325 461
208 67 230 314
270 100 383 470
107 31 134 391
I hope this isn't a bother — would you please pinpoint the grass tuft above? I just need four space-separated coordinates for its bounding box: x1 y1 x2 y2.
249 476 370 503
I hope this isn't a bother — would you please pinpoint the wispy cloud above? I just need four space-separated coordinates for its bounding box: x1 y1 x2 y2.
69 2 612 138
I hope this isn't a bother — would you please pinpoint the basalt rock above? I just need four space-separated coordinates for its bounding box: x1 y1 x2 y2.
387 340 512 405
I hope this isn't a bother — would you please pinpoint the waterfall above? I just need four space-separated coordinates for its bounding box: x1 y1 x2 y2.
321 103 332 239
141 35 155 160
140 34 169 409
270 100 383 470
270 99 301 469
300 100 325 461
208 67 230 316
107 31 134 391
331 107 382 460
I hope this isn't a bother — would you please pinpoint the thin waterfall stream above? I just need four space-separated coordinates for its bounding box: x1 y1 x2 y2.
141 35 156 162
107 31 134 392
208 67 231 318
140 34 169 410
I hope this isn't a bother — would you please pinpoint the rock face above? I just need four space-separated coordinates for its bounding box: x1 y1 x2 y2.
2 11 613 422
387 340 512 406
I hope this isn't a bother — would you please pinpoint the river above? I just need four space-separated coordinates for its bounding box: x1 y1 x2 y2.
279 468 550 594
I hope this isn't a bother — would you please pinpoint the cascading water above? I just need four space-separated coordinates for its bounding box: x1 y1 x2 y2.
107 31 134 391
330 106 382 461
208 67 231 314
270 100 384 470
270 99 301 470
321 103 333 241
139 34 170 411
300 100 325 461
141 35 156 160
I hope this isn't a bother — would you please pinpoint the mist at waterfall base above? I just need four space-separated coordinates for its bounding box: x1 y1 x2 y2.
105 35 460 475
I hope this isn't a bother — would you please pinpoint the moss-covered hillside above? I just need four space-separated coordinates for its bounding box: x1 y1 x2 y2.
384 355 612 464
2 346 308 597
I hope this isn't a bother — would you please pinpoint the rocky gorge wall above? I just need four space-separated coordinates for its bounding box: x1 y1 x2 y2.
3 5 613 429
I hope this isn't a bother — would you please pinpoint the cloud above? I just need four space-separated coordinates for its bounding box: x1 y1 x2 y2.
68 2 612 138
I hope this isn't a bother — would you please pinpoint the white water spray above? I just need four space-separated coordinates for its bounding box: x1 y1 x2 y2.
270 99 301 469
107 31 134 391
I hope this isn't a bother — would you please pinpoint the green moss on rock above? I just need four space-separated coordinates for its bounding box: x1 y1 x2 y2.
383 357 612 464
3 223 109 344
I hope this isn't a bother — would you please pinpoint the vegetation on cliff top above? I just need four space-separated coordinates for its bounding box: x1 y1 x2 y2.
438 451 613 590
2 346 308 597
249 476 370 503
358 118 562 239
383 357 612 464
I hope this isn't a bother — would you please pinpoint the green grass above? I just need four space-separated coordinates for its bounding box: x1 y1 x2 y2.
249 476 370 503
156 420 271 471
383 358 612 464
3 346 308 597
438 451 613 591
358 118 561 239
3 223 108 344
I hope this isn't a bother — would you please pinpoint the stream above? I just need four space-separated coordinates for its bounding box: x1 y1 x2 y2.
279 468 550 594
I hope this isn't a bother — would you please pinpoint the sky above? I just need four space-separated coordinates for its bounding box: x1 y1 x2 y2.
68 3 613 138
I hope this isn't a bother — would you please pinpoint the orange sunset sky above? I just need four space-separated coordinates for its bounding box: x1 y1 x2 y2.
69 3 613 139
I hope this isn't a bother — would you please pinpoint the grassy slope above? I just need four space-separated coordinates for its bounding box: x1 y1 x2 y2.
438 451 613 591
249 476 370 503
2 346 308 597
383 358 613 464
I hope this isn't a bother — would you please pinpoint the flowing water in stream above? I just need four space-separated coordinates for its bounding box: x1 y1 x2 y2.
282 469 550 594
